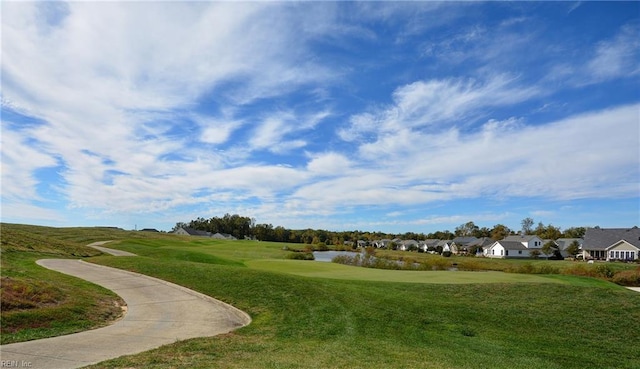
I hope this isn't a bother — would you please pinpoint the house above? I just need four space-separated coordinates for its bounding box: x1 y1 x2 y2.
484 241 530 258
373 239 393 248
212 232 237 240
451 236 479 254
418 239 440 252
438 240 453 253
465 237 494 255
581 227 640 261
357 240 368 248
139 228 159 232
502 235 544 249
173 227 213 237
484 235 544 258
555 238 583 258
398 240 419 251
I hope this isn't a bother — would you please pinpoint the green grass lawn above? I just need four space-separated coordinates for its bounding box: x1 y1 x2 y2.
88 255 639 369
2 224 640 368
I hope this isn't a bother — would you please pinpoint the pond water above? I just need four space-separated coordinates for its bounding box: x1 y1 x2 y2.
312 250 360 262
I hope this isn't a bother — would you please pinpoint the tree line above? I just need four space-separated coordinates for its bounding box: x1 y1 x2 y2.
174 215 587 245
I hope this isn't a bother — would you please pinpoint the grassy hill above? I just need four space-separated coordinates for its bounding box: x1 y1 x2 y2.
2 224 639 368
0 223 171 343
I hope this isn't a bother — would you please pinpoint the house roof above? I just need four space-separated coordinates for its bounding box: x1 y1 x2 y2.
583 227 640 250
503 235 540 242
468 237 494 247
555 238 583 250
493 241 528 250
452 236 478 245
178 227 212 237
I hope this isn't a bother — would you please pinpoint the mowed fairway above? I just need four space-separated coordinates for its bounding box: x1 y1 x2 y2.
3 228 640 369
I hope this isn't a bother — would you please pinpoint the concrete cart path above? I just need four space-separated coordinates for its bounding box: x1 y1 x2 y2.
0 249 251 369
87 241 137 256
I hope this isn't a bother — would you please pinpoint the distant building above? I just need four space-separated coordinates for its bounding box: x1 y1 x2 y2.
173 227 213 237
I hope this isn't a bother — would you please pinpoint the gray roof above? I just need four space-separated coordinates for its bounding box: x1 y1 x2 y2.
503 235 540 242
494 241 528 250
583 227 640 250
452 237 478 245
420 239 441 247
555 238 583 250
178 227 212 237
468 237 494 247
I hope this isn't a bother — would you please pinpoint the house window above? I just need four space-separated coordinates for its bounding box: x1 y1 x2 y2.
610 251 615 259
492 250 495 255
632 252 636 260
518 250 522 254
500 250 503 256
615 251 620 259
505 250 509 256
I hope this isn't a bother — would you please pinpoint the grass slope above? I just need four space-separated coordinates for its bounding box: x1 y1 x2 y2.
85 238 639 369
0 223 149 344
89 255 640 369
2 225 639 368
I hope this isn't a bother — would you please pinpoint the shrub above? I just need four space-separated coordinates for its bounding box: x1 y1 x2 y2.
564 264 598 277
611 269 640 286
422 258 451 271
442 251 452 258
286 252 315 261
595 264 614 279
314 243 329 251
505 263 535 274
536 264 560 275
457 260 485 271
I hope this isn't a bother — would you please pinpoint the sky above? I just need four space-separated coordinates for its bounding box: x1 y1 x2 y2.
2 1 639 234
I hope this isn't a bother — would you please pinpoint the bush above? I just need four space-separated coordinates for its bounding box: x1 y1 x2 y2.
421 258 451 271
611 269 640 286
442 251 452 258
504 263 559 275
564 264 598 277
595 264 614 279
457 260 485 271
536 264 560 275
286 252 315 260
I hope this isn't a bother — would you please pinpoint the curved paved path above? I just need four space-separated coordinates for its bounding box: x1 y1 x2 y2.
0 243 251 369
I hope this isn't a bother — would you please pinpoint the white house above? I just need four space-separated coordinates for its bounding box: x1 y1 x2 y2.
484 241 531 258
502 235 544 249
484 235 544 259
582 227 640 261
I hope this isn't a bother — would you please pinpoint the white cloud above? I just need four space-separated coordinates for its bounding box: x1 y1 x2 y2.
307 152 352 175
0 203 66 224
300 104 640 215
340 75 540 142
0 128 58 201
587 23 640 81
197 116 243 145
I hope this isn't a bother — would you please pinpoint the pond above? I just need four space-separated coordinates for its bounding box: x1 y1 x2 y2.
312 250 360 262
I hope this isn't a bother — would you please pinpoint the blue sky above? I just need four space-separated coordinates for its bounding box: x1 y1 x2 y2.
2 1 639 233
